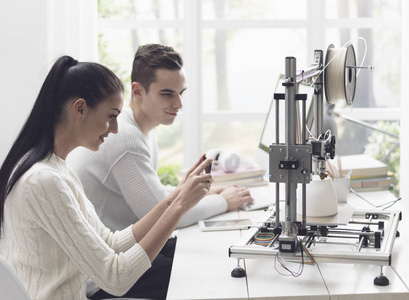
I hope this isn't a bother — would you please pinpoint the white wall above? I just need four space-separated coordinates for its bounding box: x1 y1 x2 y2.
0 0 49 164
0 0 97 164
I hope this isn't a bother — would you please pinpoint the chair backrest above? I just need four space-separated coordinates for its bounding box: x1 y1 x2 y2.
0 255 31 300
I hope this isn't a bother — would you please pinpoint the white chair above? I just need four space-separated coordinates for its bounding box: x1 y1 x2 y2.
0 255 31 300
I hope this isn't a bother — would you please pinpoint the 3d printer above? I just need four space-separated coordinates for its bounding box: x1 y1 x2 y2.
229 44 401 286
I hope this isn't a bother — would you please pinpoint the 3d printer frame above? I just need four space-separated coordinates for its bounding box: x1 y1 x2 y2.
229 209 401 265
229 49 401 285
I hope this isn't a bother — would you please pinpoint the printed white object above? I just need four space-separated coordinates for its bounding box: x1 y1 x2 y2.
297 175 338 217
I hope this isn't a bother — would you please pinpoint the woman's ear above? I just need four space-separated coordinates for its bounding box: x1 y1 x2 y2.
72 98 87 118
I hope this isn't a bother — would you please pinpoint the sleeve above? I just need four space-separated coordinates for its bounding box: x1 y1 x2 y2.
84 197 138 254
69 167 138 254
24 170 151 296
105 150 228 229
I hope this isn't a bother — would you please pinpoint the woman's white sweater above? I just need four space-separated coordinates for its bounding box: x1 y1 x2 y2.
0 154 151 300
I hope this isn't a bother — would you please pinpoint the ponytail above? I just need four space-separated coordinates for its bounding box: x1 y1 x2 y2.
0 56 123 233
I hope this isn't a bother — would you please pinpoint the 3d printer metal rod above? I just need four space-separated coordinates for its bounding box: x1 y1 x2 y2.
311 229 374 237
379 210 400 254
302 183 306 228
229 245 391 265
296 65 321 83
357 237 365 252
275 99 280 229
301 91 307 229
349 221 383 226
284 57 297 232
347 65 374 69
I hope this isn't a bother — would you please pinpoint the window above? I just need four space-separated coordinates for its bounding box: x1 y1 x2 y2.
98 0 401 191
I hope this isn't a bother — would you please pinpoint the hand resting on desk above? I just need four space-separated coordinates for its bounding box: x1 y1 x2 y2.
219 185 254 211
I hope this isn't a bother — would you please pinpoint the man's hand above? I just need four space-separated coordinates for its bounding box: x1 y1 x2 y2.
220 185 253 211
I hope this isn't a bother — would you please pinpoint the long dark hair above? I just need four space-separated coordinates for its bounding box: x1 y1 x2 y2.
0 55 124 232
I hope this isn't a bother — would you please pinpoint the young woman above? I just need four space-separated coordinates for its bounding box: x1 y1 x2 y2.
0 56 213 299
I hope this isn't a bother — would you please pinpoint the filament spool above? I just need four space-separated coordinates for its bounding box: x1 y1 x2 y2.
324 44 357 105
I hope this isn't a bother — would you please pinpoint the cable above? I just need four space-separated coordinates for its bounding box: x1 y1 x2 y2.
273 236 317 277
349 188 401 210
274 250 304 277
253 232 275 246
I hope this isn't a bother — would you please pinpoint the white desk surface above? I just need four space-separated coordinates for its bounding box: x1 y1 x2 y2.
167 187 409 300
167 211 248 300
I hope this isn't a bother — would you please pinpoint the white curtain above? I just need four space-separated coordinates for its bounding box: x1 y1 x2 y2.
47 0 98 62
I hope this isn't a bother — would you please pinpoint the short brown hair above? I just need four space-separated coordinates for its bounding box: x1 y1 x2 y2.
131 44 183 92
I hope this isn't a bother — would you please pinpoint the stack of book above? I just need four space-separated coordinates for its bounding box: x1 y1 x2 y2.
328 154 392 192
210 166 267 187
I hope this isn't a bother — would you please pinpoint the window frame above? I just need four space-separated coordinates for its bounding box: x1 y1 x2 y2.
98 0 403 168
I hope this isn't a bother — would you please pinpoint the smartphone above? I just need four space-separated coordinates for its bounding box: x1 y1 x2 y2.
204 157 212 183
198 218 253 231
205 161 212 174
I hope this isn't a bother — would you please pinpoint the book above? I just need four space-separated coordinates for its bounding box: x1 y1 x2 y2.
350 176 392 189
178 166 266 183
212 175 268 187
210 167 266 183
328 154 388 180
350 185 392 192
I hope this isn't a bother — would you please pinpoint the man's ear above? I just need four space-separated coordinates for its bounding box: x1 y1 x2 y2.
72 98 87 118
131 82 145 100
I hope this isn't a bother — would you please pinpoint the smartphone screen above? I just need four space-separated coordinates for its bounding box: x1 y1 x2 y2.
205 161 212 174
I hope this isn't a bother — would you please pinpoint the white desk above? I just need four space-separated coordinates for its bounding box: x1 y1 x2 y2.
167 188 409 300
167 211 248 300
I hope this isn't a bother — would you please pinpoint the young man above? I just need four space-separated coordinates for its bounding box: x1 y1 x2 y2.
68 44 253 299
69 44 252 231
